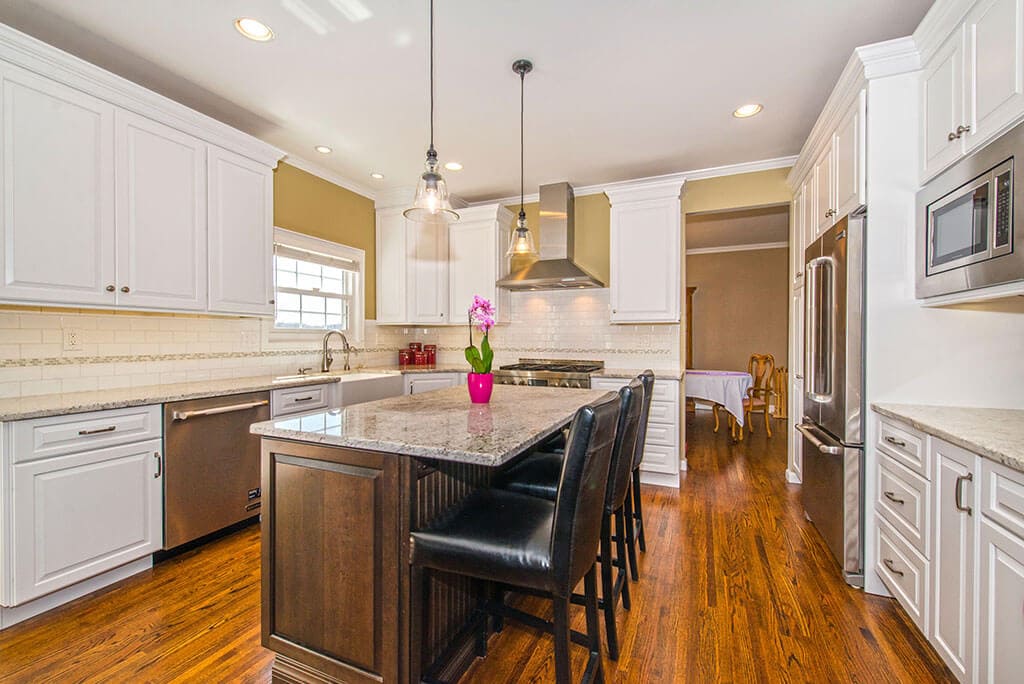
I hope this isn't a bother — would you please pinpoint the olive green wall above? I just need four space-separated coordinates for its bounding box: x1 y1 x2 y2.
273 162 377 318
682 167 792 214
504 193 611 284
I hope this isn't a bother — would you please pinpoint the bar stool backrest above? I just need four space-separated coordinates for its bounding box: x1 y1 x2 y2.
607 379 644 512
631 371 656 470
551 393 620 596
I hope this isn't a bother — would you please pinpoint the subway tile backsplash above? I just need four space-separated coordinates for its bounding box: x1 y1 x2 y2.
0 289 678 398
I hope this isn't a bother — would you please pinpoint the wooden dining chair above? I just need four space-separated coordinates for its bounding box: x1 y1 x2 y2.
743 353 776 437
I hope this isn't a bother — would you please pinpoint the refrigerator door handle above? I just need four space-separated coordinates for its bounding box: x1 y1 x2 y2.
796 421 843 455
804 261 817 398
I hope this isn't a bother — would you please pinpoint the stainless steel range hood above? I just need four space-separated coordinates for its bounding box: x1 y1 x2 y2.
496 182 605 290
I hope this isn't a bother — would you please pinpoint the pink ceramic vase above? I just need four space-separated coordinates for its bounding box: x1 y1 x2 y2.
467 373 494 404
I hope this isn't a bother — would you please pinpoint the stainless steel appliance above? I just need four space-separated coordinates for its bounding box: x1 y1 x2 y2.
917 118 1022 298
162 391 270 549
493 359 604 388
797 210 865 587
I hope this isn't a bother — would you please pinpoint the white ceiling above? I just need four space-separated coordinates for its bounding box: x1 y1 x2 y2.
686 206 790 250
0 0 933 202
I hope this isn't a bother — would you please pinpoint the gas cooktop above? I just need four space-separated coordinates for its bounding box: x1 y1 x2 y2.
493 359 604 388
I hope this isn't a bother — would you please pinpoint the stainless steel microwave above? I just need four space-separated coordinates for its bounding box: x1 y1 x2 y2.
916 119 1024 298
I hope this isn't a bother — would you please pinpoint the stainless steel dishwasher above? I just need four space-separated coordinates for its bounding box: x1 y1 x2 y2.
162 391 270 549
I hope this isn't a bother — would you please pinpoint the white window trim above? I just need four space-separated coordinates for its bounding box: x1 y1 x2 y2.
269 227 365 346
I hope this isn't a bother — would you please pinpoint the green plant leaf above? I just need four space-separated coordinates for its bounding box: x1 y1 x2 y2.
480 334 493 374
464 345 484 373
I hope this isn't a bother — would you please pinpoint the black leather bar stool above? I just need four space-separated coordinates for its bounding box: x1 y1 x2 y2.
627 371 655 575
494 378 643 660
410 393 620 684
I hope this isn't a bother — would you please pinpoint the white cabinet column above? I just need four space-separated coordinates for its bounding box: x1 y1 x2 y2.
607 181 682 323
448 204 512 324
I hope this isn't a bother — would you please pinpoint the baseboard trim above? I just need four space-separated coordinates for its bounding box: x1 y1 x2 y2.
0 556 152 630
785 468 802 484
640 470 680 489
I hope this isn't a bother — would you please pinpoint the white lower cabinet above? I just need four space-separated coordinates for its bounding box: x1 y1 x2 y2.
11 438 163 605
404 373 464 395
591 376 680 477
874 411 1024 683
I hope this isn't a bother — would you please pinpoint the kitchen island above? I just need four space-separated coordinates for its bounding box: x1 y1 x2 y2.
250 384 613 684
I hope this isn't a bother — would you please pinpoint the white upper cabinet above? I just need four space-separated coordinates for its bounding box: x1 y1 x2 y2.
922 30 966 180
115 111 207 310
207 146 274 316
375 209 451 325
607 183 681 324
921 0 1024 180
791 184 806 289
0 62 116 306
448 205 511 325
812 138 835 236
833 91 866 221
407 219 449 324
964 0 1024 152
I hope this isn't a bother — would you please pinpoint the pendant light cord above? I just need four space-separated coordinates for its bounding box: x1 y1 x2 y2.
519 67 525 220
429 0 435 154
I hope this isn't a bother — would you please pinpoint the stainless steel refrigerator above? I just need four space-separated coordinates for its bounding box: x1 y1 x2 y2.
797 209 865 587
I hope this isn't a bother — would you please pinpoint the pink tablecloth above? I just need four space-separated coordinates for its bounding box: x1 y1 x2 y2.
685 370 753 426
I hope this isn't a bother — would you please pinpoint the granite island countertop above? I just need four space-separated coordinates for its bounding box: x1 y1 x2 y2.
872 403 1024 474
251 384 613 466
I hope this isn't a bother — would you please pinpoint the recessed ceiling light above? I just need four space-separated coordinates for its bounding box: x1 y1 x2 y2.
235 17 274 42
314 145 332 154
444 161 463 171
733 103 764 118
370 172 385 180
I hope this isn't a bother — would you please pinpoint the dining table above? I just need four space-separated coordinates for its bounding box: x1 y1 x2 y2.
685 369 753 440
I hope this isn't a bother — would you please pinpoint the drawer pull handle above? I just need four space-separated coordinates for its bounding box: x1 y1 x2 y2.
78 425 116 436
293 396 315 402
884 436 907 448
883 558 904 577
172 399 269 421
245 501 262 512
955 472 973 516
154 452 162 479
883 491 905 505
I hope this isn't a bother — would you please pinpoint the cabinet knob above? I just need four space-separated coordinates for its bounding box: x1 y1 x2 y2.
948 131 958 141
268 299 275 304
949 124 972 141
121 286 130 293
105 285 115 292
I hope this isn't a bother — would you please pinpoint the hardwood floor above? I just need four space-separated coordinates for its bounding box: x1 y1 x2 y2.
0 413 953 683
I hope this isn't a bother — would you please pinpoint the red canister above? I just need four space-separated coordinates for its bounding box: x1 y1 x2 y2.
408 342 423 352
424 344 437 365
398 349 413 366
413 350 428 365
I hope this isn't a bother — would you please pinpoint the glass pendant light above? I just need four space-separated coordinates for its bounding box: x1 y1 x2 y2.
507 59 538 257
405 0 459 223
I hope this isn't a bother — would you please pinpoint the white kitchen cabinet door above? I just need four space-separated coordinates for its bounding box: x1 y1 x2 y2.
964 0 1024 153
609 193 680 323
115 111 206 310
11 438 163 605
407 220 449 324
375 210 408 323
791 185 806 289
922 30 966 181
0 62 116 306
978 517 1024 684
812 142 834 237
801 179 816 251
207 146 273 315
833 91 866 221
932 439 977 682
448 212 510 325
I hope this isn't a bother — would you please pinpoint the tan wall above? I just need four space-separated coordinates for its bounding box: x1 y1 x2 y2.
504 193 610 284
685 248 789 372
273 162 377 318
683 167 792 214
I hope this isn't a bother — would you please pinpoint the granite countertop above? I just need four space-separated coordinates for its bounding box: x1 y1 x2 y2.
593 368 685 380
873 403 1024 474
251 384 613 466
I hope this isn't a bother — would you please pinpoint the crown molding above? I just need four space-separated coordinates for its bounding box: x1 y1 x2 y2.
471 155 797 208
913 0 971 65
0 24 283 167
281 154 379 200
686 241 788 256
787 36 920 188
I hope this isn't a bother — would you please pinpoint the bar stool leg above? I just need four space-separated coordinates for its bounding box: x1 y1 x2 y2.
599 513 619 661
583 564 605 684
615 508 631 611
622 490 640 581
552 596 573 684
632 469 647 553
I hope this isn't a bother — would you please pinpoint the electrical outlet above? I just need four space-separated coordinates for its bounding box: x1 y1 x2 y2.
62 328 81 351
240 331 258 348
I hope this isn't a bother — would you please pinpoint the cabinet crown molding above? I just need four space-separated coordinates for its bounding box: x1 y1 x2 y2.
913 0 974 64
0 23 284 167
605 179 684 204
787 36 920 188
